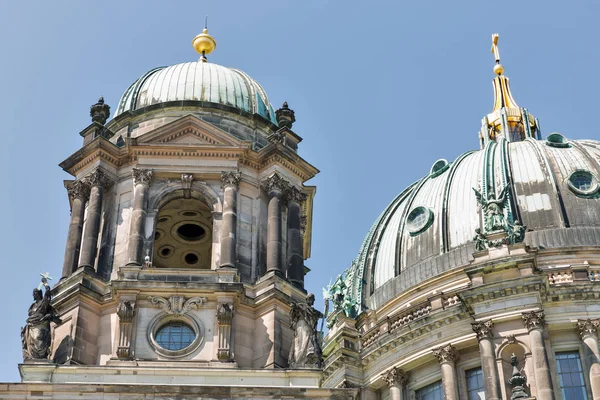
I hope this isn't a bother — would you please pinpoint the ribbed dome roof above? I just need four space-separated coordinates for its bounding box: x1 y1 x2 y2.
114 61 277 124
341 136 600 313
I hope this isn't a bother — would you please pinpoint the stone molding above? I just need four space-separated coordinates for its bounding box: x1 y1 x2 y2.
381 367 408 387
116 300 136 323
433 344 459 364
67 180 90 201
577 318 600 339
262 173 289 196
132 168 153 185
472 319 494 341
147 295 207 315
221 171 242 188
84 169 113 189
217 303 234 325
522 310 546 332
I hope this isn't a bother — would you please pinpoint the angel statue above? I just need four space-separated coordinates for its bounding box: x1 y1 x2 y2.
21 275 62 360
288 293 323 368
473 182 511 232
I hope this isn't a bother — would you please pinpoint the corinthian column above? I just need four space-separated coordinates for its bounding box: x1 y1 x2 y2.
263 174 287 276
433 344 460 400
79 169 112 269
220 171 241 269
522 311 555 400
62 180 90 278
127 168 153 266
577 319 600 399
285 187 306 288
472 320 502 400
382 367 408 400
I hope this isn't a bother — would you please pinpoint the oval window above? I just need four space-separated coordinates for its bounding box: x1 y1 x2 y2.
155 322 196 351
406 206 433 236
568 170 598 196
546 133 570 148
429 159 449 177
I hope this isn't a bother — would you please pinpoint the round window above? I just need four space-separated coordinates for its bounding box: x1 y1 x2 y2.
568 170 598 196
546 133 570 148
406 206 433 236
429 159 449 177
155 322 196 351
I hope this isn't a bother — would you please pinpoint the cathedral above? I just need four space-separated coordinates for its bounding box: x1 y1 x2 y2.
4 26 600 400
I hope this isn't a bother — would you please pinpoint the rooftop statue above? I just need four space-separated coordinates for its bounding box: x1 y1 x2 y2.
21 275 62 360
289 293 323 369
473 182 511 232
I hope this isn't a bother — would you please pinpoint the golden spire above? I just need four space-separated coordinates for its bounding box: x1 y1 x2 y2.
192 18 216 62
491 33 504 75
490 34 518 111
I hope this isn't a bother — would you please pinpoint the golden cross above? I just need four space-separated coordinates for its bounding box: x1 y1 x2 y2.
491 33 500 64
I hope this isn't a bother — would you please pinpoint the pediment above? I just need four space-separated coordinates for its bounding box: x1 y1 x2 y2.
136 114 242 147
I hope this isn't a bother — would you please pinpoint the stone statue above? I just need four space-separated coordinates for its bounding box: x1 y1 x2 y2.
510 220 526 243
289 293 323 368
473 228 487 251
508 353 528 399
21 276 61 360
473 183 511 232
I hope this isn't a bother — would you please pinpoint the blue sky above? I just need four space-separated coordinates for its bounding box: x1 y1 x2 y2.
1 1 598 381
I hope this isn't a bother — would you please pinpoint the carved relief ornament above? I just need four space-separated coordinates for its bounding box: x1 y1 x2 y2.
221 171 241 188
84 169 113 189
285 186 307 205
262 173 289 195
382 367 408 387
216 303 234 325
132 168 153 185
147 295 207 315
117 301 136 323
432 344 459 364
472 319 494 341
522 310 546 332
67 180 91 201
577 318 600 339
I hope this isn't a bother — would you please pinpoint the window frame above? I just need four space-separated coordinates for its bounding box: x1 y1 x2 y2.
555 350 589 400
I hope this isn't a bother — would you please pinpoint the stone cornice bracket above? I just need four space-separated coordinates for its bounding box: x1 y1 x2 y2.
433 344 459 364
67 180 91 201
382 367 409 387
216 303 234 325
472 320 494 341
522 310 546 332
262 173 289 196
117 300 136 323
147 295 207 315
221 171 241 189
181 173 193 199
267 131 286 145
577 318 600 339
84 169 113 189
132 168 153 186
285 186 307 205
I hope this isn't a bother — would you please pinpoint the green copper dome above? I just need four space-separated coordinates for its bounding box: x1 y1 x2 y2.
115 61 278 124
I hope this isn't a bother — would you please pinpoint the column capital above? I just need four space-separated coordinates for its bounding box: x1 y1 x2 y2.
84 169 113 189
217 303 234 325
433 344 459 364
221 171 242 188
132 168 153 185
576 318 600 339
116 300 136 323
285 186 307 205
67 180 90 201
262 173 289 196
382 367 408 388
522 310 546 332
472 319 494 341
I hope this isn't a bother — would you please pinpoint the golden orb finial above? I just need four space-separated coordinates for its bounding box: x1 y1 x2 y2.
192 19 216 62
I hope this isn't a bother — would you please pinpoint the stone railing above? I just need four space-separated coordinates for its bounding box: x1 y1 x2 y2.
545 263 600 285
590 270 600 282
387 304 432 332
548 270 573 285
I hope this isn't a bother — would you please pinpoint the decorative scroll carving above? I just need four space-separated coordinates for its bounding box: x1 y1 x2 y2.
522 310 545 332
577 318 600 339
508 353 529 399
132 168 153 185
90 96 110 125
262 173 289 195
433 344 459 364
217 303 234 325
220 171 241 188
216 303 234 361
84 169 113 189
506 334 517 344
275 101 295 129
116 301 136 359
147 295 207 315
472 320 494 341
382 367 408 387
289 293 323 368
268 131 286 144
285 186 307 205
181 174 193 199
67 180 90 201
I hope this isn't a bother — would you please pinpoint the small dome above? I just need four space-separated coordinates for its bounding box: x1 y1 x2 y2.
114 61 277 124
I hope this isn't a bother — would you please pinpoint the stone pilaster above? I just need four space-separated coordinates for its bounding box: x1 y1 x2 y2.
216 303 234 362
62 180 90 278
577 319 600 399
127 168 153 266
522 311 555 400
472 320 502 400
263 174 288 276
382 367 408 400
79 169 112 269
433 344 459 400
285 186 306 289
220 171 241 269
116 301 136 359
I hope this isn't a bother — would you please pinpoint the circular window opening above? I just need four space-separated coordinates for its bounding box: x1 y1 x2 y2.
177 224 206 241
184 253 199 265
568 170 598 196
155 322 196 351
159 246 172 258
546 133 570 148
406 206 433 236
158 216 170 223
181 211 198 217
154 231 161 241
429 159 449 177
